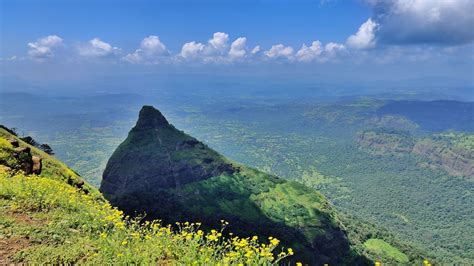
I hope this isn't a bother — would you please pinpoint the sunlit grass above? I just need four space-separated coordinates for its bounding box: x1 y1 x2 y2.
0 172 293 264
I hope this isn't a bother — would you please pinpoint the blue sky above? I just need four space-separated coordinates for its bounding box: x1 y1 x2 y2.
1 0 473 94
1 0 370 55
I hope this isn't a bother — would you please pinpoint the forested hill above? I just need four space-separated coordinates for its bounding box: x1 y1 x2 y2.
100 105 427 264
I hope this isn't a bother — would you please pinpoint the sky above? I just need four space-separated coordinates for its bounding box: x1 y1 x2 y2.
1 0 473 95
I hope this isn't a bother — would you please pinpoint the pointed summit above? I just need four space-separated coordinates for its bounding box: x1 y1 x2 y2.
101 105 234 201
134 105 170 130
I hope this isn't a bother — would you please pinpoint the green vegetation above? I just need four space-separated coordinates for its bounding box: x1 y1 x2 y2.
175 101 472 263
364 239 409 263
100 106 429 265
2 93 471 263
0 129 292 264
100 106 369 264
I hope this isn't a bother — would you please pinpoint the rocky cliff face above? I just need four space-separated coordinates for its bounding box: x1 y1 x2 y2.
412 140 474 178
357 130 474 178
356 130 414 155
101 106 234 203
100 106 369 265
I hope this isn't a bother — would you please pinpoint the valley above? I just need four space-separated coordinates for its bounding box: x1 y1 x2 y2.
1 92 473 263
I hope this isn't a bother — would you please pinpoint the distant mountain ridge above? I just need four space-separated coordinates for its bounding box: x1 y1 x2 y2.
377 100 474 132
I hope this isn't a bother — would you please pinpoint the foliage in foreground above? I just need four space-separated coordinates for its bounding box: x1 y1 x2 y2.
0 172 292 264
0 132 292 264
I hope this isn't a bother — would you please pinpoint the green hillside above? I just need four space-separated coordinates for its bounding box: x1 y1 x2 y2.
100 106 425 264
0 127 293 264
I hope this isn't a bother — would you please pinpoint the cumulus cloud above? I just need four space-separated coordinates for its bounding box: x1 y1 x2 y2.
179 32 237 62
346 18 378 49
265 44 294 60
324 42 346 57
180 41 205 59
228 37 247 59
78 38 121 57
367 0 474 45
124 35 169 64
207 32 229 53
296 41 323 62
27 35 63 59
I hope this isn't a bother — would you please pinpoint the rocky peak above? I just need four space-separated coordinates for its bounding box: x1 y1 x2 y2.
101 105 234 203
134 105 170 130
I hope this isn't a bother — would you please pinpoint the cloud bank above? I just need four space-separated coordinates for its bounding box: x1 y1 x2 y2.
366 0 474 45
19 0 474 67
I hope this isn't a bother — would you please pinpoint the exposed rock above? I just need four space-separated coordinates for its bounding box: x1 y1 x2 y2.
357 130 474 178
8 139 19 148
14 146 30 154
13 147 33 174
32 156 42 175
413 141 474 178
357 130 414 155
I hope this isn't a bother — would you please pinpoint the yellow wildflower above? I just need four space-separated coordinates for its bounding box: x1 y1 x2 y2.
270 238 280 246
288 248 294 255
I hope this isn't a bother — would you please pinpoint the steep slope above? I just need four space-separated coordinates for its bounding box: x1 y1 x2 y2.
0 127 292 264
101 106 370 264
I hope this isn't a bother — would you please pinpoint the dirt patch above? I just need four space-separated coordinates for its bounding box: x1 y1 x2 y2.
7 211 46 226
0 236 29 264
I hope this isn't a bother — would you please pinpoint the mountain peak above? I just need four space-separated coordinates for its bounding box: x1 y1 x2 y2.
135 105 170 129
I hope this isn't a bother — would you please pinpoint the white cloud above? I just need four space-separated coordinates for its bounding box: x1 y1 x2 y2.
79 38 120 57
366 0 474 45
27 35 63 59
265 44 294 59
180 41 205 59
346 18 378 49
251 46 261 54
207 32 229 53
296 41 323 62
324 42 346 56
179 32 233 62
228 37 247 60
124 35 169 64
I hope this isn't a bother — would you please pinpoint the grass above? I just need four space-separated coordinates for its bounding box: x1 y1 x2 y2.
364 238 409 263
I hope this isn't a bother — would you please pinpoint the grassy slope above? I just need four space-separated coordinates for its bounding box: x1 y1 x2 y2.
0 128 291 264
364 239 409 263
